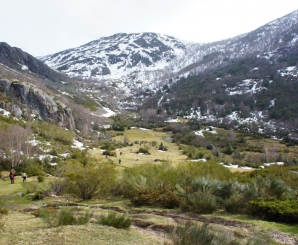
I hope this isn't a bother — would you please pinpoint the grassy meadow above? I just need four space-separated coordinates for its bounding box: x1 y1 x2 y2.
1 126 298 244
89 127 188 168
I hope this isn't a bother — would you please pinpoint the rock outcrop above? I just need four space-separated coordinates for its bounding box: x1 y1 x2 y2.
0 79 75 129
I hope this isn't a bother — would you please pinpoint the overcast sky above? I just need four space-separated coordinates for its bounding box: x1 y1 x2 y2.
1 0 298 56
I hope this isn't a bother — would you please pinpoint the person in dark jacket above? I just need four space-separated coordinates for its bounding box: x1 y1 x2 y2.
9 171 15 184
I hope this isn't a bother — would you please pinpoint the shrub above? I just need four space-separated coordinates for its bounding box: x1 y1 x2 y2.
24 182 39 194
166 222 238 245
116 162 178 198
32 190 46 200
131 187 180 208
249 197 298 223
65 160 117 200
0 208 8 215
176 177 235 214
102 150 117 157
136 148 150 155
50 178 67 196
38 207 92 227
97 211 132 229
57 208 77 226
37 175 45 182
158 143 168 151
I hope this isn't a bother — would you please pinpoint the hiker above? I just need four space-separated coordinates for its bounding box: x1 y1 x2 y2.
119 159 121 164
9 171 15 184
22 171 27 182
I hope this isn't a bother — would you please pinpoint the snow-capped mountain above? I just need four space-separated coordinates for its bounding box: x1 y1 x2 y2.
40 32 187 80
167 9 298 76
39 9 298 128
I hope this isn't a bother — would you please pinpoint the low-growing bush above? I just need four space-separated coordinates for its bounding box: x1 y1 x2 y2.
131 187 180 208
166 221 272 245
97 211 131 229
249 197 298 223
38 207 92 227
37 175 45 182
32 190 46 200
50 178 67 196
24 182 39 194
102 150 117 157
166 222 237 245
136 148 150 155
0 207 8 215
65 160 117 200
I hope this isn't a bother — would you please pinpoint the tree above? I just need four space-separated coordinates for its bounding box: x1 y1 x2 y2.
1 124 31 168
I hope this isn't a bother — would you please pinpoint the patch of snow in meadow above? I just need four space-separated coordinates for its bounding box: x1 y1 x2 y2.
165 118 180 122
0 108 11 117
195 127 217 137
60 153 70 158
28 137 41 146
264 162 284 167
188 159 207 162
72 140 86 150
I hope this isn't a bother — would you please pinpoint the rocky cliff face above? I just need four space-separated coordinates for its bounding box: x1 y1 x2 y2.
0 79 75 129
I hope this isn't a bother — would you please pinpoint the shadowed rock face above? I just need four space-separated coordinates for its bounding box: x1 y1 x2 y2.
0 42 68 83
0 79 75 129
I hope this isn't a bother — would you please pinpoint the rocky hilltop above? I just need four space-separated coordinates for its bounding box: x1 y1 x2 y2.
39 32 187 79
0 42 70 83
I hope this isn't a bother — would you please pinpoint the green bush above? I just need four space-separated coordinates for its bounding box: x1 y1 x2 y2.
166 221 272 245
116 162 178 198
0 208 8 215
166 222 238 245
24 182 39 194
37 175 45 182
38 207 92 227
97 211 131 229
32 190 46 200
176 177 237 214
136 148 150 155
57 208 77 226
102 150 117 157
249 197 298 223
65 160 117 200
131 187 180 208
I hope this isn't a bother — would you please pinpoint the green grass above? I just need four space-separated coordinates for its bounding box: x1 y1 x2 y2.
0 174 53 206
208 212 298 235
90 127 188 168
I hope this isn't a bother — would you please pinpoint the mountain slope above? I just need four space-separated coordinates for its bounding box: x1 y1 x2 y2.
40 32 187 79
0 43 107 131
0 42 71 83
167 10 298 76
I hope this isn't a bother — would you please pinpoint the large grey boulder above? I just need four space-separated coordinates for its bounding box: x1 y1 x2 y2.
0 79 75 129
